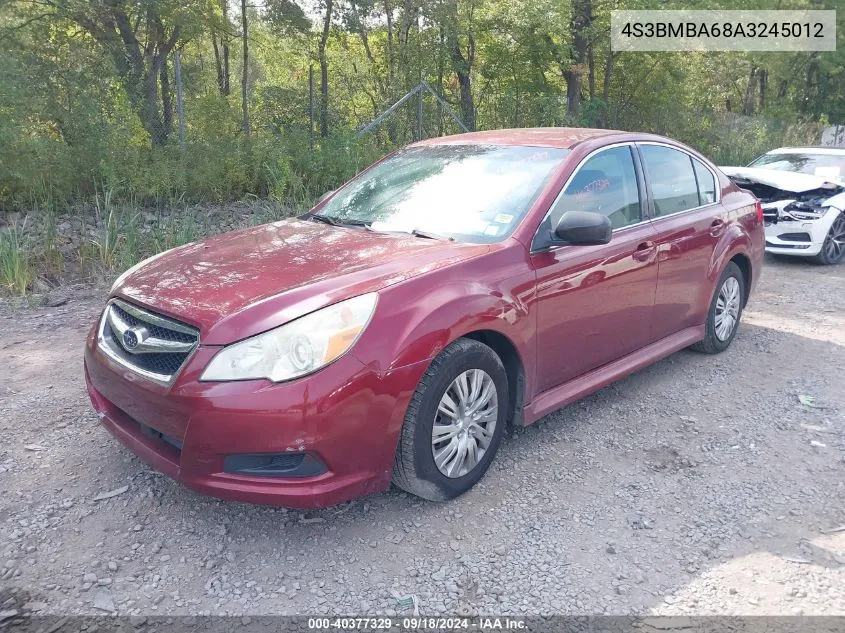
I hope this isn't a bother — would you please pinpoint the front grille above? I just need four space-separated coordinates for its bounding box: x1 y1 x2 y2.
97 299 199 384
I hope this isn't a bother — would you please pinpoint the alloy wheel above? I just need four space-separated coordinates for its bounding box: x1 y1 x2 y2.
714 276 741 341
431 368 498 478
823 215 845 262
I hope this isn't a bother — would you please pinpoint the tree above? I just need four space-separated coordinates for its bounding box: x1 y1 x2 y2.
441 0 477 131
241 0 250 137
317 0 335 137
563 0 591 116
58 0 195 146
211 0 231 96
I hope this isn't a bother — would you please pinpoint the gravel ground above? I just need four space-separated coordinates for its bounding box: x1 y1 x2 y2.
0 254 843 618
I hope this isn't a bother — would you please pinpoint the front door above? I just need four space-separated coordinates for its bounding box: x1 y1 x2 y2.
530 144 659 394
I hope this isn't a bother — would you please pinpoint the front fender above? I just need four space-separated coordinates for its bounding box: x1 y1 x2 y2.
350 247 536 389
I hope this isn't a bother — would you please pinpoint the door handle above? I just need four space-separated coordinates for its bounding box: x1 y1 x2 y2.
709 218 726 236
632 241 655 262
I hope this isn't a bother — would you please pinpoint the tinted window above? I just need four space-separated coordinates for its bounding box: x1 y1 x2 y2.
641 145 699 217
693 159 717 205
548 146 641 231
318 145 569 243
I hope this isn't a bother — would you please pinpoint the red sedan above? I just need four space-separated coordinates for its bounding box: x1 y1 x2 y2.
84 128 764 508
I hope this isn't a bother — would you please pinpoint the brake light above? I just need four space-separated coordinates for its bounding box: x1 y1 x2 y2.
754 200 763 223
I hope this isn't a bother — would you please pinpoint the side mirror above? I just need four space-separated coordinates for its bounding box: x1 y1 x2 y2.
554 211 612 245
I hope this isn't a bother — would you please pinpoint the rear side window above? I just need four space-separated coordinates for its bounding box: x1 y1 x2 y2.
693 159 717 205
640 145 699 217
549 145 642 230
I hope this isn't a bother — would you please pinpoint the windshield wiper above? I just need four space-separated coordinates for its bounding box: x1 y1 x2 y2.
337 218 373 229
308 214 340 226
308 215 373 230
410 228 454 241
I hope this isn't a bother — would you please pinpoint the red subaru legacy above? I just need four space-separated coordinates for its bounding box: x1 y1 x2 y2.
84 128 764 508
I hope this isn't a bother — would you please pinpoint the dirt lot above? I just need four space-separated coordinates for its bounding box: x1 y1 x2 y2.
1 254 844 617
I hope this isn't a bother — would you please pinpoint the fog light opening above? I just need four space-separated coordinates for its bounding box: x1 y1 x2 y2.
223 452 327 478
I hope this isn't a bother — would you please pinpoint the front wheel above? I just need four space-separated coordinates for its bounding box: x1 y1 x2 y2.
813 213 845 265
690 261 745 354
392 338 508 501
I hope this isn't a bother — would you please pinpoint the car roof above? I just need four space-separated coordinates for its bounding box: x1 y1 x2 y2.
766 146 845 155
412 127 654 150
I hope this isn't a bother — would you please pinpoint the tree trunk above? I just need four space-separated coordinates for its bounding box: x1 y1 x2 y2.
742 66 757 116
801 54 817 114
437 23 445 135
587 39 595 100
143 59 167 145
221 0 230 95
601 50 615 127
565 0 591 117
212 33 224 94
385 0 395 89
319 55 329 137
241 0 250 138
450 34 475 131
759 69 767 110
384 0 397 142
318 0 334 138
160 57 173 138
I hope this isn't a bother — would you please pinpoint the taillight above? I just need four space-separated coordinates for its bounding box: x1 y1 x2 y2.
754 200 763 223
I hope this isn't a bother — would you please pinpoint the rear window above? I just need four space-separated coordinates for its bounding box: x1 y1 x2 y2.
640 145 700 217
317 145 569 243
693 159 717 205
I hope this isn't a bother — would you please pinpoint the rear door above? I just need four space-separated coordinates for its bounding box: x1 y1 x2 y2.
530 144 659 393
637 143 726 341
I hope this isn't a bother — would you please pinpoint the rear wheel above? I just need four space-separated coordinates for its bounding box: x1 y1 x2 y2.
813 213 845 265
690 261 745 354
392 338 508 501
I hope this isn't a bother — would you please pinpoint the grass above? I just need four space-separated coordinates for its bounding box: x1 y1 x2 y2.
0 220 35 296
0 198 298 299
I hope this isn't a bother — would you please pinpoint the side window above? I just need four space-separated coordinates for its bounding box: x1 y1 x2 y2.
640 145 699 217
693 158 717 205
548 146 642 231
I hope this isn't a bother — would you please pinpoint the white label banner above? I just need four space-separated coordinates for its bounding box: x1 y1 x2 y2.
611 10 836 52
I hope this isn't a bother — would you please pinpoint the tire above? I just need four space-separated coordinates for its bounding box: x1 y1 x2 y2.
812 212 845 265
690 261 745 354
392 338 508 501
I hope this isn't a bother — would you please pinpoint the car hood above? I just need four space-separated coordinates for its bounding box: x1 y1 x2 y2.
719 166 844 193
115 219 490 345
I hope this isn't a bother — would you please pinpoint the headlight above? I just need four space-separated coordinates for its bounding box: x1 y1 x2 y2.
200 293 378 382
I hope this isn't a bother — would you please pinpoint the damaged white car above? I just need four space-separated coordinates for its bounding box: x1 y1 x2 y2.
722 147 845 265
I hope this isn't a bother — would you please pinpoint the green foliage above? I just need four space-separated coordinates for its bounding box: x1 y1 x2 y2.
2 0 841 214
1 0 843 295
0 220 35 296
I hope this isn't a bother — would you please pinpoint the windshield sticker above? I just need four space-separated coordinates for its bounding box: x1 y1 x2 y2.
484 225 501 236
493 213 514 224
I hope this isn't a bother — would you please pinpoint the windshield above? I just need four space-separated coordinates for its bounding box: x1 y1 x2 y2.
316 144 569 243
748 152 845 181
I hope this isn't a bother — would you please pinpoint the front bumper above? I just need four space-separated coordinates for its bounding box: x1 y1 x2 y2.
84 325 427 508
763 205 840 257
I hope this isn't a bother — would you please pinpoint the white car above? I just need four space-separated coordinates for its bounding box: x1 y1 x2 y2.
721 147 845 265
